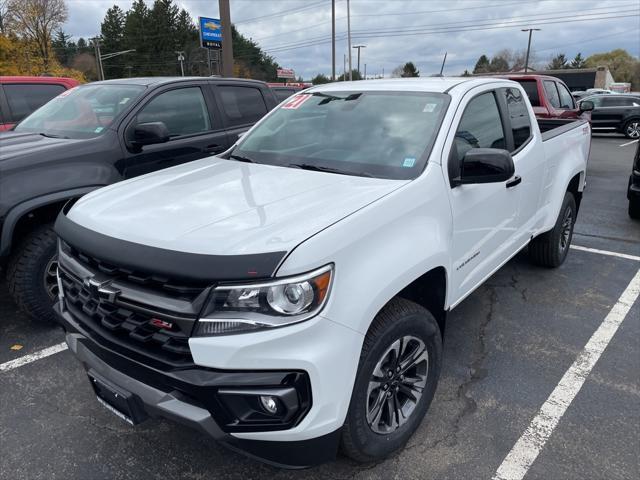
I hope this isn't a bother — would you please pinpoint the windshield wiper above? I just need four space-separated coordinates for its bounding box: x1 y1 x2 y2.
39 132 70 139
312 92 362 105
229 154 255 163
287 163 373 178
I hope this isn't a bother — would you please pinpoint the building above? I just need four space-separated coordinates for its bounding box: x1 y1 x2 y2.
521 67 615 92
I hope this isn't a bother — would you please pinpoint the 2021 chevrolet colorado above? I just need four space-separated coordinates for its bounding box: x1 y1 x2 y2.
54 77 591 467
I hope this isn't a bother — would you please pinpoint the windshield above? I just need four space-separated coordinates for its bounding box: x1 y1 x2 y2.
232 90 449 179
15 84 146 139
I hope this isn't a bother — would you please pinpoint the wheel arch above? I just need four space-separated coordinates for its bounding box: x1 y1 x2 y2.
0 186 101 258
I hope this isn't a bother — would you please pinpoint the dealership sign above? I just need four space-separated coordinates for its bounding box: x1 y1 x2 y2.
199 17 222 49
277 68 295 79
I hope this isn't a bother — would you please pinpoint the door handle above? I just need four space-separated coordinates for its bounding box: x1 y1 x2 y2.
506 175 522 188
204 144 224 154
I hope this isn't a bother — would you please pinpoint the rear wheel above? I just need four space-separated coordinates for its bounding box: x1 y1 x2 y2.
623 119 640 139
341 298 442 462
6 224 59 324
529 192 576 268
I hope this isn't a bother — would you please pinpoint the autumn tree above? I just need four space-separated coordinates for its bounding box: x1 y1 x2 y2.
585 49 640 89
5 0 68 70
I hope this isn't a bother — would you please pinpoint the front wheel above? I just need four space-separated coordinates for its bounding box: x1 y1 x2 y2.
6 224 59 324
630 197 640 219
529 192 577 268
341 298 442 462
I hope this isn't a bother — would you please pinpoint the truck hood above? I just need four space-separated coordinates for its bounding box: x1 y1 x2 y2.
0 131 81 162
68 157 407 256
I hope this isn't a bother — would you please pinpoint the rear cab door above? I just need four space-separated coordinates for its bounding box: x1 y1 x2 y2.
212 81 272 144
120 80 230 178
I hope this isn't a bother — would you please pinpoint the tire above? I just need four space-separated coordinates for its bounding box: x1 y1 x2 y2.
529 192 576 268
6 224 59 324
341 298 442 462
630 197 640 220
623 119 640 139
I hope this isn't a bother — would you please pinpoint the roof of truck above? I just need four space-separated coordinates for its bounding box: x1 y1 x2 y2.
89 77 268 87
307 77 511 94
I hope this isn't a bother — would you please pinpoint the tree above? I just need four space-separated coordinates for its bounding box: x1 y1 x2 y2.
337 69 362 81
547 53 569 70
5 0 68 70
570 52 586 69
391 62 419 77
585 49 640 89
101 5 126 77
461 69 472 77
489 54 509 72
311 73 330 84
52 29 72 66
473 54 490 74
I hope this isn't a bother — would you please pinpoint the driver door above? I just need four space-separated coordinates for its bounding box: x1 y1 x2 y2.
446 89 520 306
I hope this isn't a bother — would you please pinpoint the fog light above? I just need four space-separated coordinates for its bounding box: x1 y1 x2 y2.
260 395 278 414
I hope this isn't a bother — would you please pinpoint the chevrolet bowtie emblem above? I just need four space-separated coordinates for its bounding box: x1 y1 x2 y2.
83 277 121 303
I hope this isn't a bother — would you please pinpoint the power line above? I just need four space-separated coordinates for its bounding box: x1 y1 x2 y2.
234 0 332 25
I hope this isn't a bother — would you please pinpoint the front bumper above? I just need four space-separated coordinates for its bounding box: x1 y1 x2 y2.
56 303 343 468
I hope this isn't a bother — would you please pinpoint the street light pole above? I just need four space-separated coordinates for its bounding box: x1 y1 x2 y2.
522 28 541 73
353 44 366 79
331 0 336 81
347 0 352 81
176 51 185 76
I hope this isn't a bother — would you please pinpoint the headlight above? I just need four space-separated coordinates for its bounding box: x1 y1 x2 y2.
195 264 333 336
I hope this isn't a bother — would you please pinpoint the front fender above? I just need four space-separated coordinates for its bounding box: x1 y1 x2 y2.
278 165 452 336
0 186 103 257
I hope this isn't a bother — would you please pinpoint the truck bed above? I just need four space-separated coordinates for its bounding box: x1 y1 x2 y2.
538 118 589 141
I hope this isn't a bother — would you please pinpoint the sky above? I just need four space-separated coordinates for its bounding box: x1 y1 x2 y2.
63 0 640 79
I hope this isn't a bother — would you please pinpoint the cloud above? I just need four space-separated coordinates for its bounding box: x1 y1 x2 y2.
63 0 640 79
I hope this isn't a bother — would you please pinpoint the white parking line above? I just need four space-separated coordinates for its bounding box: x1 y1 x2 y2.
571 244 640 262
618 139 638 147
492 268 640 480
0 342 67 373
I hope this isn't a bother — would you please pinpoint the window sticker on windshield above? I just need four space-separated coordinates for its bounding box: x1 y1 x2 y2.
119 97 130 105
403 157 416 168
422 103 437 113
282 94 312 110
94 127 104 133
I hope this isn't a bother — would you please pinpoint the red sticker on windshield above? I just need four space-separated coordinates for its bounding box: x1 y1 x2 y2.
282 94 311 110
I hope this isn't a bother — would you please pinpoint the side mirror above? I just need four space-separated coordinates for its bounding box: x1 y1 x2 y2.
579 100 594 112
453 148 515 186
132 121 170 147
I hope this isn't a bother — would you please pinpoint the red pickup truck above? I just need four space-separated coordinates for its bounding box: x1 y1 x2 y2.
0 76 80 131
498 74 585 119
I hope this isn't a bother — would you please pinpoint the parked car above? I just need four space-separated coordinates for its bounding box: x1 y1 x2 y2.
0 76 80 130
54 77 590 467
579 94 640 138
267 82 308 102
0 76 278 323
628 141 640 219
498 74 588 119
585 88 615 96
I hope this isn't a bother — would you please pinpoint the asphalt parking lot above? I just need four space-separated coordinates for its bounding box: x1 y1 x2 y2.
1 136 638 480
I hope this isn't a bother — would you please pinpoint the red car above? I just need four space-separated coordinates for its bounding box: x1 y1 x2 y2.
0 76 80 131
498 74 585 119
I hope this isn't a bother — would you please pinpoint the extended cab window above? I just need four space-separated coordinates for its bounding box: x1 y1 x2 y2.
218 86 268 127
517 80 540 107
452 91 506 169
502 87 531 151
601 96 638 107
4 83 66 122
557 83 575 109
543 81 561 109
137 87 211 137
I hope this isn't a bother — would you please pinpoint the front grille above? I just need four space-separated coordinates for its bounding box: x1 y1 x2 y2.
63 241 207 301
57 240 215 370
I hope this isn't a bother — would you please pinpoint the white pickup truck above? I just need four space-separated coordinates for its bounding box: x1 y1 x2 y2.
54 77 591 467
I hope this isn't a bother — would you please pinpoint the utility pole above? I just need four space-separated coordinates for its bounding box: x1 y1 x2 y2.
353 44 366 79
364 63 367 80
219 0 234 77
91 36 104 81
176 51 185 76
343 53 346 81
331 0 336 81
347 0 352 81
522 28 540 73
382 67 384 78
439 51 447 76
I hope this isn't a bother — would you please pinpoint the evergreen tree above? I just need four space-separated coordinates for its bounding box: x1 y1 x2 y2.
123 0 149 74
570 53 586 69
52 29 72 67
489 55 509 72
101 5 126 78
473 54 490 74
311 73 331 84
547 53 568 70
400 62 419 77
